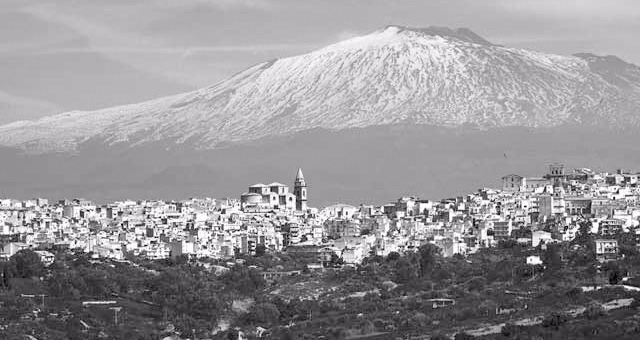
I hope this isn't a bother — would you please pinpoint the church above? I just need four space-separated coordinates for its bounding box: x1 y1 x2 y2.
240 168 308 212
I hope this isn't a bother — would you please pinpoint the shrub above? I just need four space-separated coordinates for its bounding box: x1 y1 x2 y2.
501 323 519 337
542 312 568 329
582 303 606 320
454 332 475 340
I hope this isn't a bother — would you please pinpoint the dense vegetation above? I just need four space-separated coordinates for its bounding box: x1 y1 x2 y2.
1 226 639 339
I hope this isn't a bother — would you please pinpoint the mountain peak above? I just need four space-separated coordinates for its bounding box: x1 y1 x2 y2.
381 25 494 46
2 25 640 154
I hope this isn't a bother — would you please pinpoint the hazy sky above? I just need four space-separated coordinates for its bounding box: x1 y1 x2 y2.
1 0 639 124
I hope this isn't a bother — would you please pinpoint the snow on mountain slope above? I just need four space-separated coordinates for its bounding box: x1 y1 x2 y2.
1 25 640 153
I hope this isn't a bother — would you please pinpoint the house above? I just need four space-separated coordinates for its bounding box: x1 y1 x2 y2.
170 240 196 259
260 270 301 281
606 174 624 186
565 197 592 216
492 221 513 241
524 178 551 192
526 255 543 265
598 219 624 236
285 245 337 266
594 239 618 262
502 175 524 192
547 163 567 187
2 242 29 257
33 250 55 267
240 183 296 212
591 198 615 217
341 246 365 264
531 230 552 247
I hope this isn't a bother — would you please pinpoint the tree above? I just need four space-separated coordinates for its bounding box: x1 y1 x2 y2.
386 251 400 262
394 258 418 283
246 302 280 325
542 312 568 329
606 262 624 285
501 323 519 337
330 253 344 267
0 261 17 289
467 276 486 292
573 221 593 247
543 243 562 272
583 303 606 320
220 265 265 295
255 244 266 257
418 244 441 277
11 249 45 278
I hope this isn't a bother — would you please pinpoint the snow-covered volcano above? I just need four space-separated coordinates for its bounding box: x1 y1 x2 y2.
2 25 640 153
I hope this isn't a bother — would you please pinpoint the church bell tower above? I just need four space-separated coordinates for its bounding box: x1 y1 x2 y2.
294 167 308 211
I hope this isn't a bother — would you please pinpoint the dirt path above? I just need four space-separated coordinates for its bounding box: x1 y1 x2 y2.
462 298 633 337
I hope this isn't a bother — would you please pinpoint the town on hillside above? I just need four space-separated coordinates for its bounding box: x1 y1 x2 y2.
0 164 634 265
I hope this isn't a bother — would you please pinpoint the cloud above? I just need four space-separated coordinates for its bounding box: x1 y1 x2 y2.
158 0 276 11
491 0 640 20
34 44 318 56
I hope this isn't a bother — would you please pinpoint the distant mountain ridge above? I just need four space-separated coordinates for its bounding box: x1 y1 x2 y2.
1 25 640 153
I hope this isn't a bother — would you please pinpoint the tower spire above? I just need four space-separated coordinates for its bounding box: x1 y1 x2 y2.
296 167 304 181
294 167 307 211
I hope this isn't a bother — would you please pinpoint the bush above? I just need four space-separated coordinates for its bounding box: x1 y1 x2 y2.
582 303 606 320
431 333 449 340
467 276 486 292
11 250 45 279
501 323 519 337
566 287 582 298
542 312 568 329
454 332 475 340
245 302 280 325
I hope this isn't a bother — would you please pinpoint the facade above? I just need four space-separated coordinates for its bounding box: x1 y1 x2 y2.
591 198 615 217
241 183 296 211
170 240 196 259
493 221 513 241
547 163 567 187
501 174 550 193
286 245 336 266
565 197 592 216
502 175 524 192
524 178 551 192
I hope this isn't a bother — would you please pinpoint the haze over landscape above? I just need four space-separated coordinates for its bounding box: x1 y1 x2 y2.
1 0 640 204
